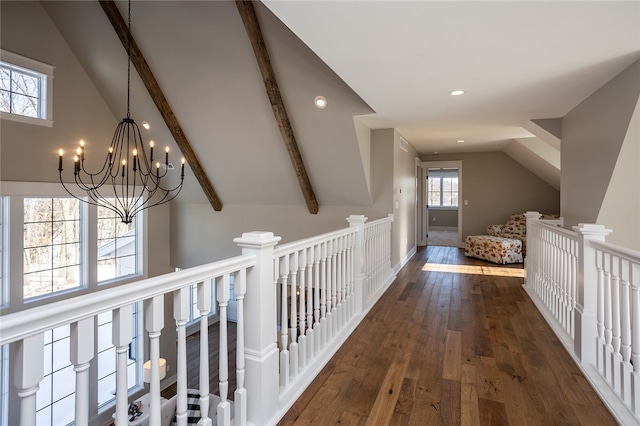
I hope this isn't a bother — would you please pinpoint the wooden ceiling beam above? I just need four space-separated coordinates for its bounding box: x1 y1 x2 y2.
99 0 222 211
235 0 319 214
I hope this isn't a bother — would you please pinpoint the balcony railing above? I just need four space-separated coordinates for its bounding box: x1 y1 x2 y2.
524 211 640 425
0 214 395 426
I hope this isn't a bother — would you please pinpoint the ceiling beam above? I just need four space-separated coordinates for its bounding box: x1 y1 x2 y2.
235 0 319 214
99 0 222 211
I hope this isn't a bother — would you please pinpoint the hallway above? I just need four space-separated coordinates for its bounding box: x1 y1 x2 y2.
278 246 616 425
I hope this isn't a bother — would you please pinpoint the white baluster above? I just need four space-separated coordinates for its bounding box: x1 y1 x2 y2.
632 261 640 371
327 240 338 341
320 242 328 347
174 288 190 426
144 295 164 426
289 252 299 377
597 249 606 372
112 305 133 426
217 275 231 426
279 255 290 386
71 317 95 426
621 259 632 362
306 246 314 362
15 333 44 426
612 256 622 354
630 261 640 414
298 249 307 369
197 281 212 426
313 244 321 353
336 236 343 329
234 269 247 426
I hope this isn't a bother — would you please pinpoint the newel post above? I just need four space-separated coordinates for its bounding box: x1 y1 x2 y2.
234 232 281 425
347 215 367 315
573 223 612 365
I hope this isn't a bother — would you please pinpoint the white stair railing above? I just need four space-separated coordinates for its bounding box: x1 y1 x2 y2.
525 211 640 425
1 215 396 426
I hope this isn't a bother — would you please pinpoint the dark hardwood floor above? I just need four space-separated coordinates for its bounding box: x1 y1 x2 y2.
160 245 616 425
278 245 617 425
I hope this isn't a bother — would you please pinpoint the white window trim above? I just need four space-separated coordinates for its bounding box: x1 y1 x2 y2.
0 181 145 312
0 49 54 127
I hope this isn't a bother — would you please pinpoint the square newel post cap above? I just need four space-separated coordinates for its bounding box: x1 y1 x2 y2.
347 215 368 225
572 223 613 237
234 231 281 249
525 211 542 220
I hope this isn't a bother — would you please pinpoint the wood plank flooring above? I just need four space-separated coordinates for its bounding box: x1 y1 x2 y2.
278 246 617 425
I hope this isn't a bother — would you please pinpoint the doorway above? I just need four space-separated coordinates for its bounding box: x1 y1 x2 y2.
416 160 463 248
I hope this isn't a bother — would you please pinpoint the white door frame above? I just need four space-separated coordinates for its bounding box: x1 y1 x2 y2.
417 160 463 248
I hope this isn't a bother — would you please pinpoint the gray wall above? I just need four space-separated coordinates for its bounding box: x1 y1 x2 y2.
429 209 458 228
561 59 640 244
421 151 560 240
171 127 419 271
1 1 117 183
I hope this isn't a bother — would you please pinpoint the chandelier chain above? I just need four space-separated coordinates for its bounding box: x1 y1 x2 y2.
127 0 131 118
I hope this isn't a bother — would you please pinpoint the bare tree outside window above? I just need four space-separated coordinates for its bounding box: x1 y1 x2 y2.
0 64 41 118
23 198 80 298
428 170 459 207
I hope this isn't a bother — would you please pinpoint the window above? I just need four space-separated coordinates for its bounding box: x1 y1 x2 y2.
0 188 146 425
0 50 54 126
97 203 137 282
37 325 74 426
23 198 81 300
428 169 458 208
96 307 141 407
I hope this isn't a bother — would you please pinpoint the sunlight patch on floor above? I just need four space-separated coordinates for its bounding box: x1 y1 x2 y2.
421 263 526 278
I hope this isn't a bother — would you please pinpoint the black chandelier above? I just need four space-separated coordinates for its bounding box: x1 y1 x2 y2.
58 0 184 224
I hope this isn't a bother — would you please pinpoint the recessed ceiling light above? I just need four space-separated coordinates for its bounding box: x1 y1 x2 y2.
449 90 465 96
433 151 438 154
142 121 150 130
314 96 327 109
457 139 465 143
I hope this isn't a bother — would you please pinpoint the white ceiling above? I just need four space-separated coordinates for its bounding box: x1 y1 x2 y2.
263 0 640 155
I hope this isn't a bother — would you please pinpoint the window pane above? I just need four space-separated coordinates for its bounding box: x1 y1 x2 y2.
51 365 74 401
24 198 81 299
0 67 9 91
51 393 74 426
97 200 137 282
98 373 116 406
0 62 45 119
10 93 37 117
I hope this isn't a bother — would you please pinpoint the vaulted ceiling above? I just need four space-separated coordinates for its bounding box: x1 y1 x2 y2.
40 1 640 205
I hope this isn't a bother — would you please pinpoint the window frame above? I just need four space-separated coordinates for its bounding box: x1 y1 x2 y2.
0 50 54 127
0 182 148 425
0 181 145 312
427 170 459 209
